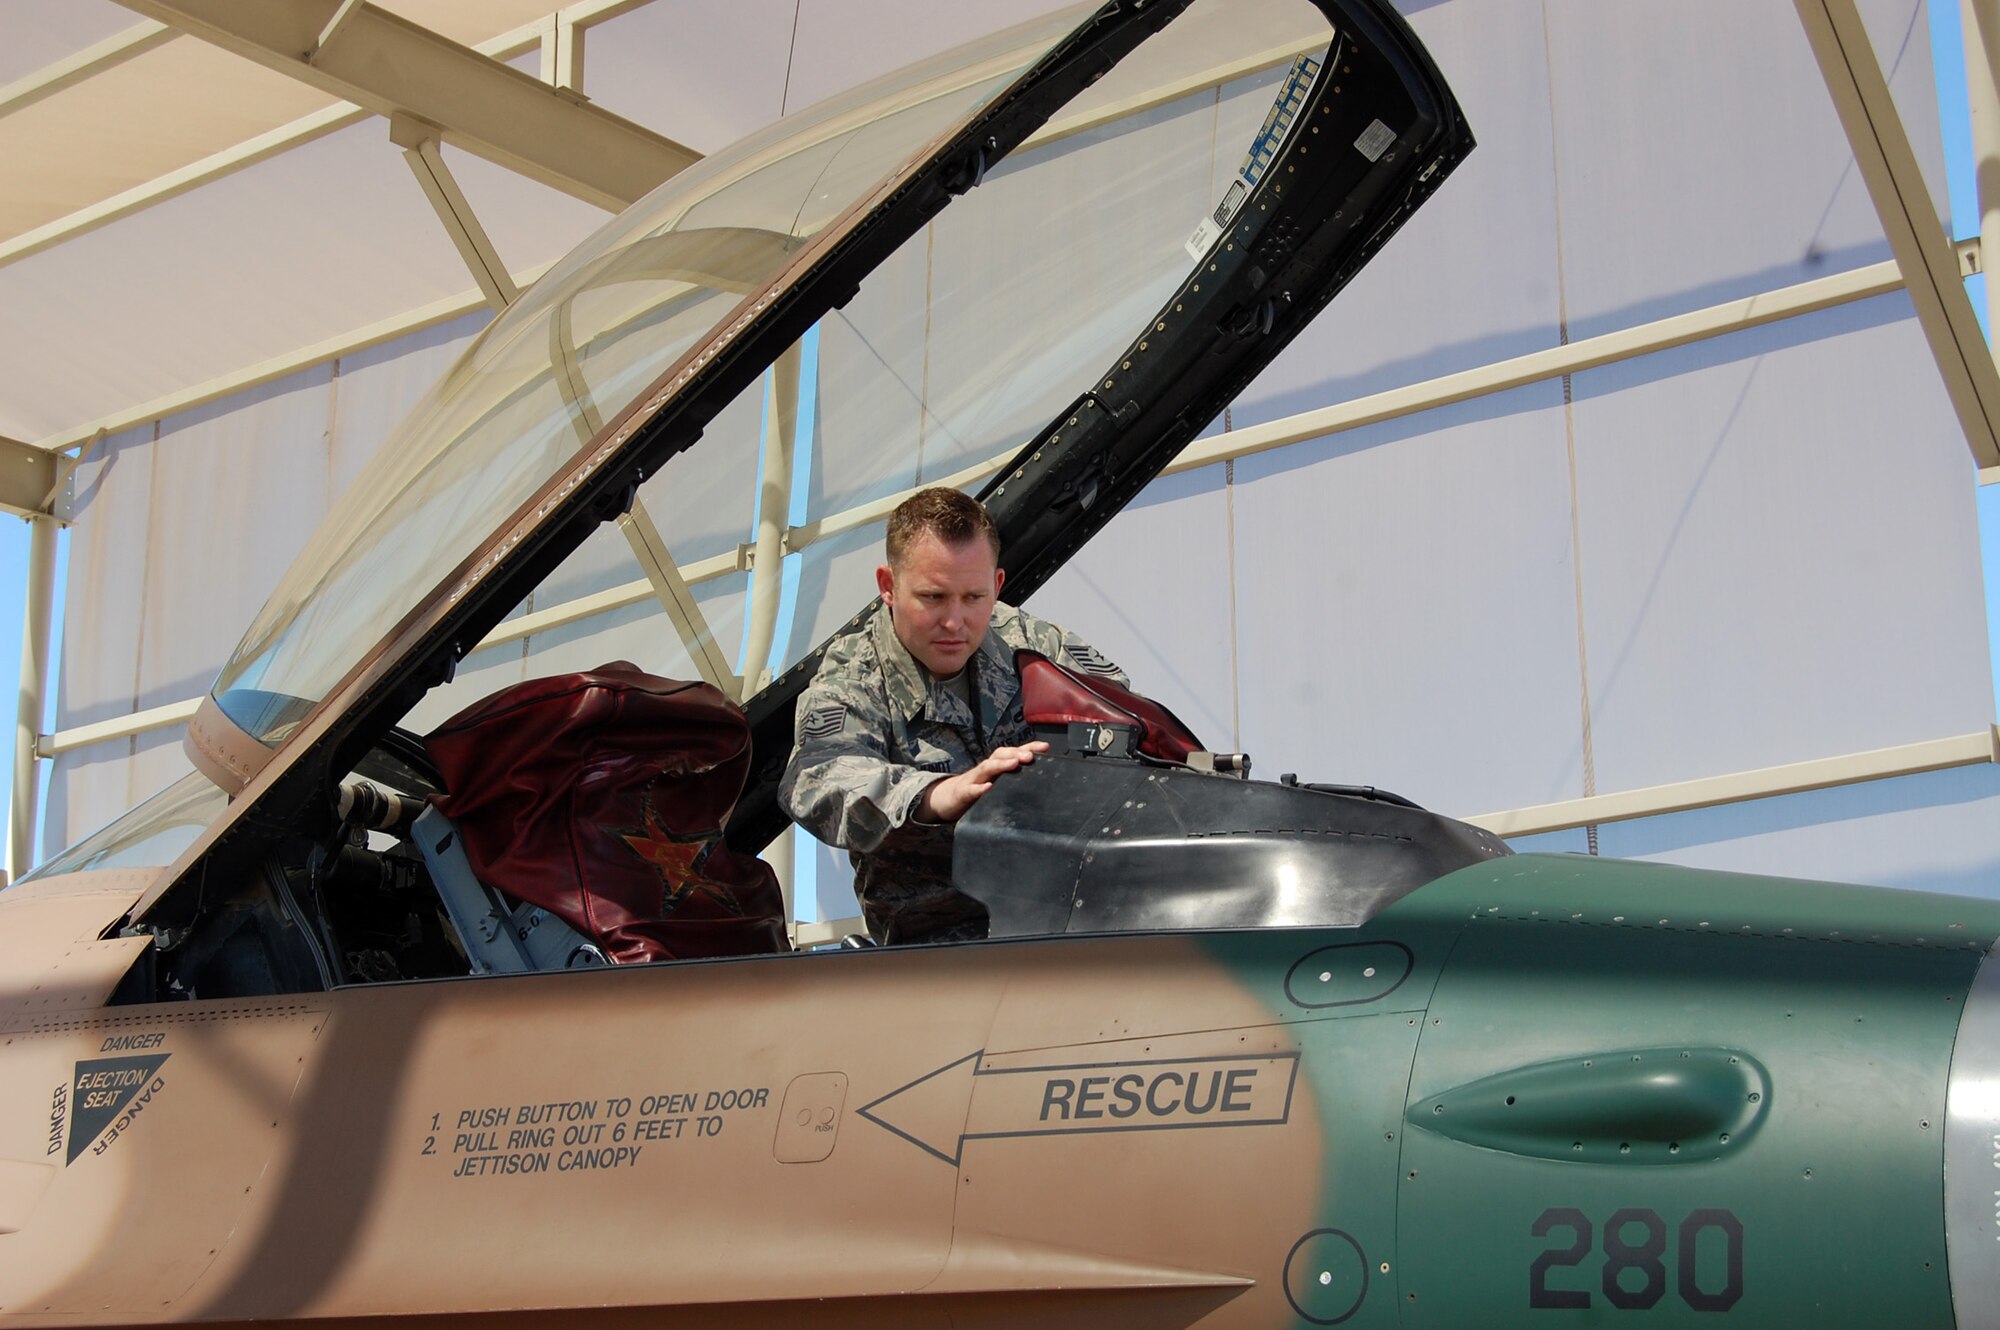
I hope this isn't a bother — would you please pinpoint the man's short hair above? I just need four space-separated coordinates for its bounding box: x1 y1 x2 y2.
885 487 1001 567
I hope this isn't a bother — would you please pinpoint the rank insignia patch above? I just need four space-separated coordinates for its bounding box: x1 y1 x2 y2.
1065 645 1122 677
802 705 847 739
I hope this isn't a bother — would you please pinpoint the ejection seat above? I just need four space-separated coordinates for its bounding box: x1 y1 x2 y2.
413 663 789 971
1014 648 1249 774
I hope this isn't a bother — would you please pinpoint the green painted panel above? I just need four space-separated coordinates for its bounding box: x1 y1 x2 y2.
1389 853 2000 953
1197 927 1453 1325
1199 911 1472 1027
1395 902 1976 1328
1284 1011 1423 1329
1205 855 2000 1326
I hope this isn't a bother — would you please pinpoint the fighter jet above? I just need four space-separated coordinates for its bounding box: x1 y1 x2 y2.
0 0 1989 1326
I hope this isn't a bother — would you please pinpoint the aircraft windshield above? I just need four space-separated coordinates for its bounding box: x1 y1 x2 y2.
207 0 1335 748
19 772 228 884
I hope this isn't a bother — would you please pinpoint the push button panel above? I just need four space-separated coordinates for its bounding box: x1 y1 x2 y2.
774 1072 848 1163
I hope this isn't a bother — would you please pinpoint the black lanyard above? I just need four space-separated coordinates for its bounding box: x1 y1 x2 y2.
965 653 987 753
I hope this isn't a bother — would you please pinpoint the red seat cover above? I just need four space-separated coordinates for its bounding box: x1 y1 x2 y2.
1015 649 1205 765
425 662 788 963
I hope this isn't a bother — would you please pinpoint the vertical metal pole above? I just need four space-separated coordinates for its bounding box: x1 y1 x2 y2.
742 340 803 933
11 515 58 881
553 14 585 92
1967 0 2000 339
740 340 801 703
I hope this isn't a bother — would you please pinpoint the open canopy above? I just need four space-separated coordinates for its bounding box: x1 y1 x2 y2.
27 0 1472 918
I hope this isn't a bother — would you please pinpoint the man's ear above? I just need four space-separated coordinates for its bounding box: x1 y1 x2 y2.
875 563 896 603
994 566 1006 596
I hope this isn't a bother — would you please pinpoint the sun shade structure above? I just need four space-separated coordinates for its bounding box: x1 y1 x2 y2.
12 0 2000 925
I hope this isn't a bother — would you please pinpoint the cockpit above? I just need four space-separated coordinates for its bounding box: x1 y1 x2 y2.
40 641 1503 1005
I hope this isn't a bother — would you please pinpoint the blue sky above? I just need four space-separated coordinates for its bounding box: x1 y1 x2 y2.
4 6 2000 871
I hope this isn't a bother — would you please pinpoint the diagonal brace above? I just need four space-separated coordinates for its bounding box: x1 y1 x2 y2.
1796 0 2000 467
391 114 518 313
618 499 740 695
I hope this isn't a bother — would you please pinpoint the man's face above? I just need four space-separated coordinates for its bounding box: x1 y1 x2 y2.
877 532 1004 678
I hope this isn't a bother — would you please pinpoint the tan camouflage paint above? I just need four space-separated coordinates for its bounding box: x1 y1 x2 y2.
0 875 1321 1327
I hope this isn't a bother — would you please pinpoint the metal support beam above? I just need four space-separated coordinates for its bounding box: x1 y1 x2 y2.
10 516 58 880
42 697 200 758
1468 728 2000 840
1 1 654 270
740 345 802 702
1797 0 2000 467
112 0 698 210
314 0 366 53
540 12 586 91
35 266 558 453
0 20 175 119
0 10 1289 280
0 100 370 270
0 437 62 521
1168 261 1908 477
617 499 740 694
391 115 518 314
29 251 1911 469
466 551 738 651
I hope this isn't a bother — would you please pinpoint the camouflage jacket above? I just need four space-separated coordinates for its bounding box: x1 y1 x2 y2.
779 601 1128 943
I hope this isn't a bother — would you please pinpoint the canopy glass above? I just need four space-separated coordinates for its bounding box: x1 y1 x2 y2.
206 0 1332 747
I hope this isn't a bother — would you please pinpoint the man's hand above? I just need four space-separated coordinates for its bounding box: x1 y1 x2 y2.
918 742 1051 823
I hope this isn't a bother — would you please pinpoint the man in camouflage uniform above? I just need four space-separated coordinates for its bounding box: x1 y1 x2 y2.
780 488 1129 944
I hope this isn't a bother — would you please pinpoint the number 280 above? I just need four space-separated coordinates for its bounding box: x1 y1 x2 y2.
1529 1206 1743 1313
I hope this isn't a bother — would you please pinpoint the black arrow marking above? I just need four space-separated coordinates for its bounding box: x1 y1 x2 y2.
858 1049 1300 1166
